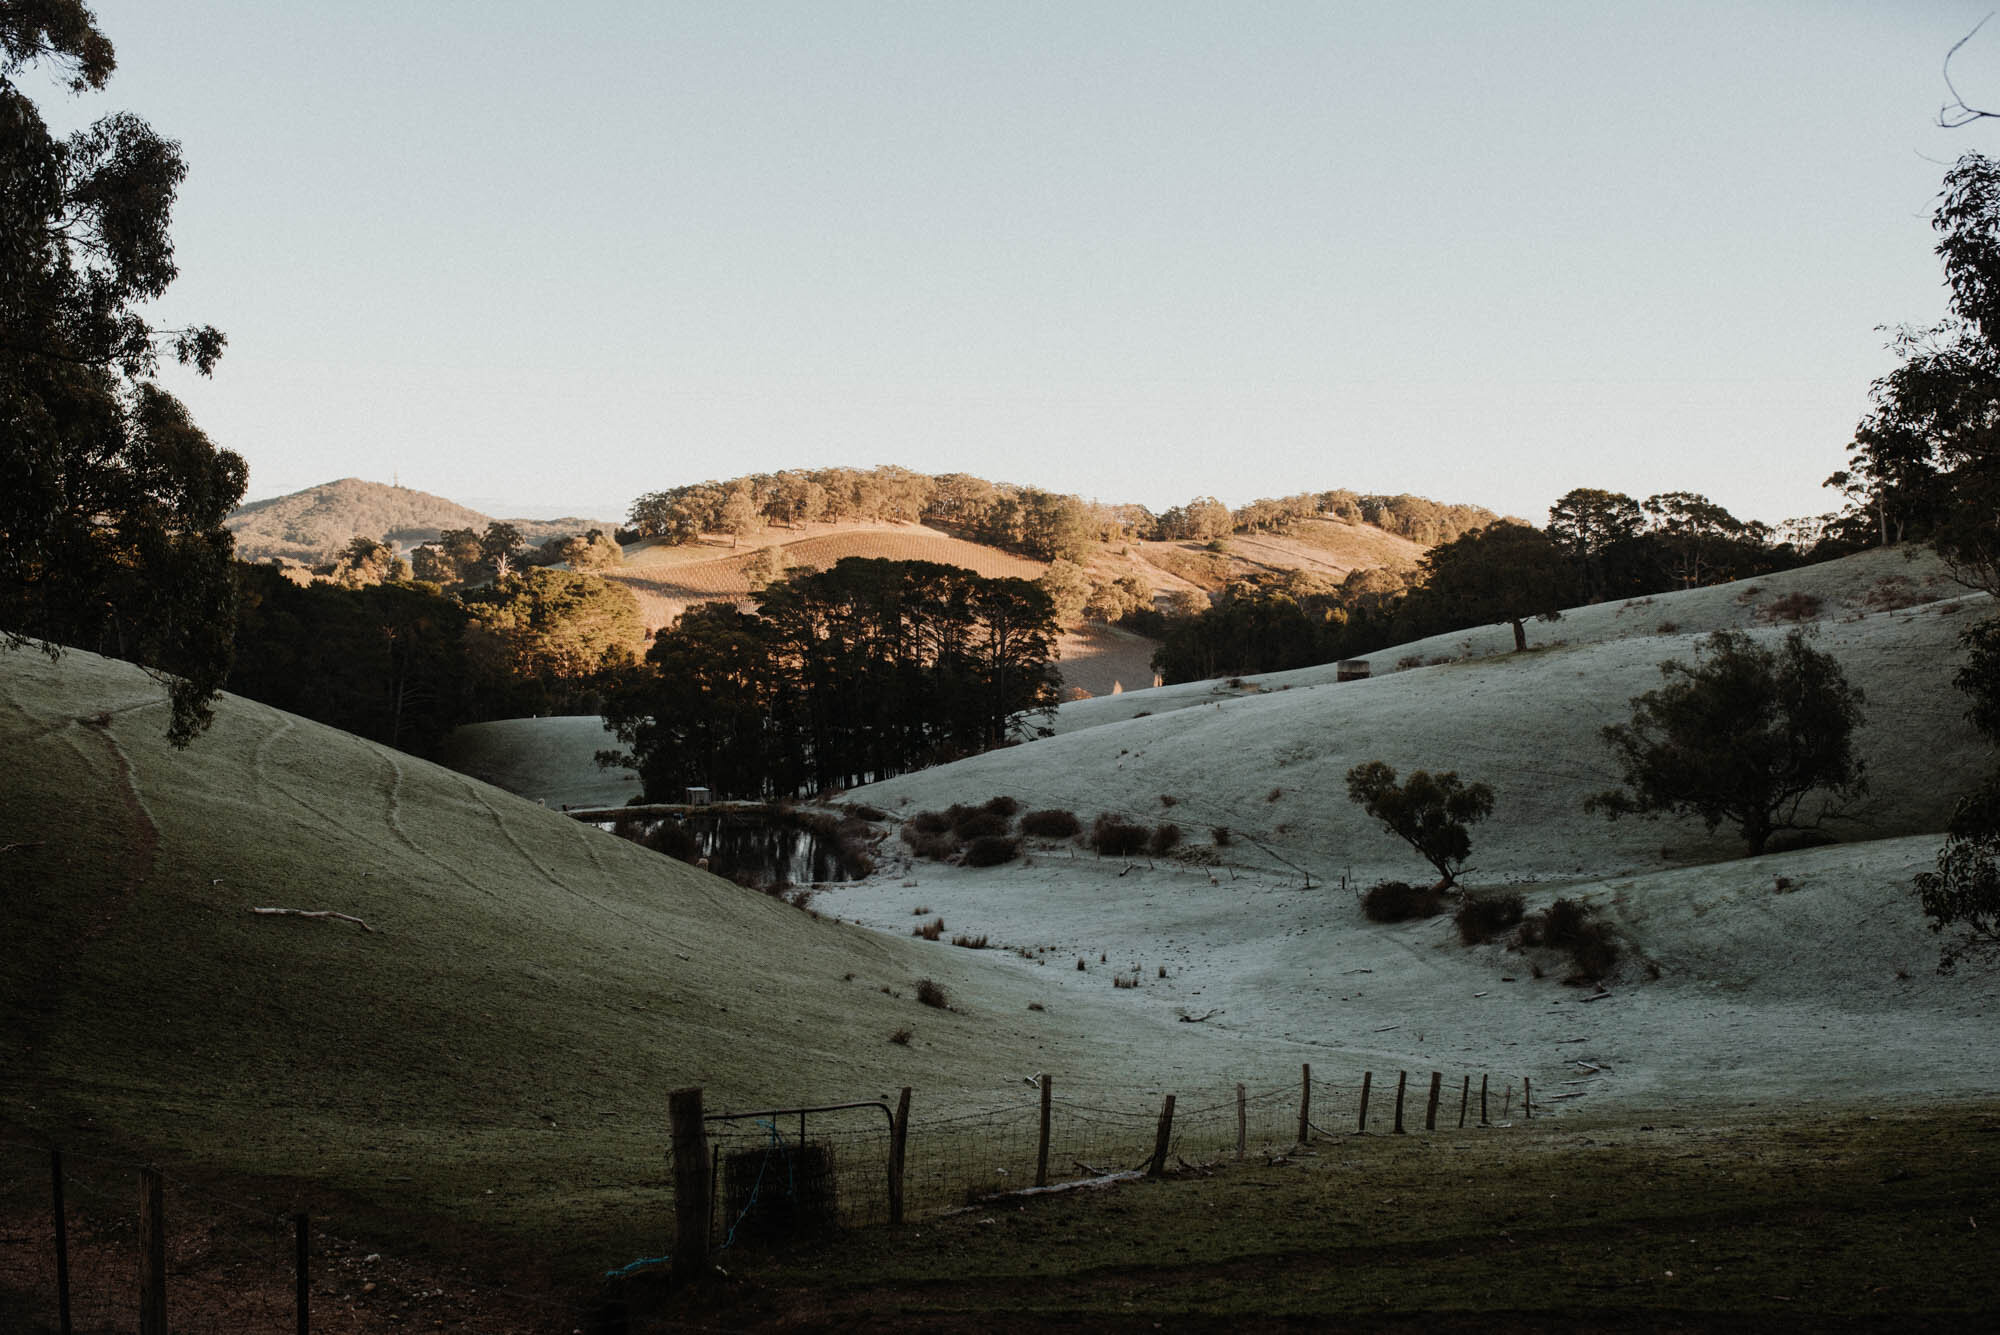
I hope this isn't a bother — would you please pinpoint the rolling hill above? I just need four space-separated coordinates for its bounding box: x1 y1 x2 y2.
0 644 1295 1275
226 478 618 565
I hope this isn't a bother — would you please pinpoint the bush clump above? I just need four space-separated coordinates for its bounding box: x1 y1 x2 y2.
963 835 1022 867
1149 822 1183 855
1021 808 1082 838
907 809 953 835
1519 897 1620 981
982 795 1021 818
1455 891 1525 943
901 826 958 861
1090 814 1151 857
1361 880 1446 922
915 978 950 1008
948 803 1010 839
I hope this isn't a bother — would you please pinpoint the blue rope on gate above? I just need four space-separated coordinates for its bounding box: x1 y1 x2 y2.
603 1253 671 1279
718 1118 786 1253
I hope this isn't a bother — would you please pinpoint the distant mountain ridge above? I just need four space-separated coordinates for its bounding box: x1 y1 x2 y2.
226 478 618 564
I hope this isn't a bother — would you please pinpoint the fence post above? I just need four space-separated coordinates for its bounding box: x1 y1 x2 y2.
1393 1072 1407 1134
888 1087 910 1225
295 1211 310 1335
1297 1064 1311 1145
1480 1074 1489 1126
1524 1077 1532 1120
139 1166 167 1335
668 1088 710 1284
1036 1076 1052 1188
1235 1083 1247 1161
1426 1072 1442 1132
1357 1071 1372 1132
50 1149 70 1335
1148 1095 1176 1177
1458 1075 1470 1130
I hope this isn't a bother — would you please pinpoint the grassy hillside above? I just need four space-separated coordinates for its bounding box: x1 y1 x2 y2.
1 647 1281 1274
227 477 616 564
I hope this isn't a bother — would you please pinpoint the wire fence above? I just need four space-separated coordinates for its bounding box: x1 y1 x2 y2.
0 1065 1533 1331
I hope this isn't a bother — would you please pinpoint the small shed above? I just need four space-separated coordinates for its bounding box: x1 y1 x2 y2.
685 786 712 806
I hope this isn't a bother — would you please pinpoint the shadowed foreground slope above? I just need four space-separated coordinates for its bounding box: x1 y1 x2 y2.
0 646 1249 1269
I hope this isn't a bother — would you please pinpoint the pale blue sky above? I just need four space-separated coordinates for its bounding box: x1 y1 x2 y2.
29 1 2000 525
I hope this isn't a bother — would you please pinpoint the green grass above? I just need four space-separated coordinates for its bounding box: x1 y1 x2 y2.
0 648 1134 1281
659 1105 2000 1330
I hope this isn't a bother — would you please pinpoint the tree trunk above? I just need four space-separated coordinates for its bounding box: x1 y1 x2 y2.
1510 618 1527 653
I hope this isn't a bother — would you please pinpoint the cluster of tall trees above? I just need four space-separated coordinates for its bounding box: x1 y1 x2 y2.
1 3 245 744
601 558 1060 800
627 467 1497 564
1151 490 1816 684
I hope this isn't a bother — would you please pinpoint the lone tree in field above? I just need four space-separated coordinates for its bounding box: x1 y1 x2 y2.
1587 628 1866 856
1917 616 2000 970
1344 762 1495 891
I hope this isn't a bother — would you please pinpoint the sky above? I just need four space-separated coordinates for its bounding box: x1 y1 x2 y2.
25 1 2000 526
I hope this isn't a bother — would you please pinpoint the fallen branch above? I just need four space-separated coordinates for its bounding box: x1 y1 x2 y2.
1177 1008 1223 1023
1578 990 1613 1003
251 907 374 933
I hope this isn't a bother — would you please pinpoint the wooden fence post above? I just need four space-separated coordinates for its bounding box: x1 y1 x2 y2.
50 1149 70 1335
1480 1074 1489 1126
1524 1077 1532 1120
1036 1076 1052 1188
1357 1072 1372 1132
1425 1072 1442 1132
1235 1084 1247 1161
1458 1075 1470 1130
1148 1095 1176 1177
1393 1072 1407 1134
139 1166 166 1335
295 1211 310 1335
668 1088 710 1284
1297 1064 1311 1145
888 1087 911 1225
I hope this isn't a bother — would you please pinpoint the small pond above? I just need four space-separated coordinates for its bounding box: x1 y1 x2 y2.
604 807 871 889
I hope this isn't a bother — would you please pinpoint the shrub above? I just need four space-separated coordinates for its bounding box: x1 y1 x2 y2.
1361 880 1445 922
982 795 1021 818
908 809 952 834
1149 822 1183 855
1211 825 1232 846
1455 891 1525 944
888 1027 913 1045
902 828 958 861
1113 973 1139 989
1021 808 1082 838
962 835 1021 867
951 808 1011 840
1518 898 1620 981
845 803 888 822
915 978 949 1008
1759 591 1824 623
913 916 943 941
1091 814 1150 857
951 933 990 949
1159 794 1179 807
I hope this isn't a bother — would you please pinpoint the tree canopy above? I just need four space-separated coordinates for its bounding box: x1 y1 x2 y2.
1 1 245 743
1345 761 1495 891
602 558 1060 800
1588 629 1867 856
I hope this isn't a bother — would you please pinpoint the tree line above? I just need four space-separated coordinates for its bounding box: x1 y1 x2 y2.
1149 489 1831 684
601 558 1060 801
626 467 1498 564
